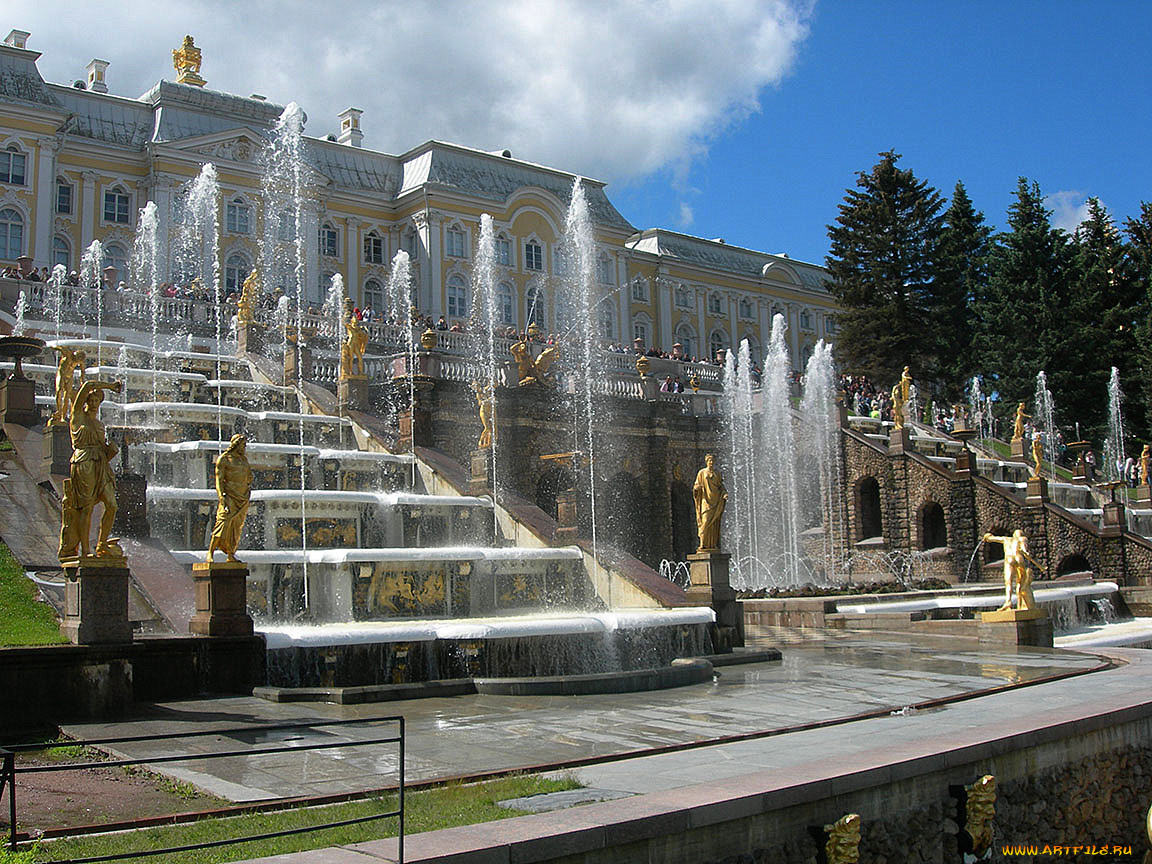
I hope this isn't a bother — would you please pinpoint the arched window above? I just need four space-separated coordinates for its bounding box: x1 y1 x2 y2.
319 222 339 258
363 230 384 265
446 273 468 319
225 197 251 235
102 243 127 281
103 185 131 224
739 297 753 319
632 315 651 348
674 324 696 360
225 253 251 294
857 477 882 541
631 278 649 302
496 281 515 325
708 292 723 315
599 304 616 341
709 331 728 363
0 145 26 185
364 278 384 312
919 502 946 550
526 284 547 327
0 209 23 260
52 236 70 270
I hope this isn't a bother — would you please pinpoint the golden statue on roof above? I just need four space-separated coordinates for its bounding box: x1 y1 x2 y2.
173 35 206 87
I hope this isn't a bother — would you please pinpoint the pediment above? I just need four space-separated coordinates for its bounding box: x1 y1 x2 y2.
166 126 269 164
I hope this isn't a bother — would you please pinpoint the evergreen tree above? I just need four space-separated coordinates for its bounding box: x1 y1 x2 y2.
1123 202 1152 439
931 181 990 400
973 179 1077 432
825 151 944 385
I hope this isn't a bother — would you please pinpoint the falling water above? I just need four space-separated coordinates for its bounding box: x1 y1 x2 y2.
13 289 25 336
799 340 845 582
324 273 346 436
763 314 802 585
968 376 985 441
560 178 601 594
474 214 500 537
386 249 416 488
1103 366 1125 483
132 201 161 458
79 240 104 364
1034 371 1056 479
721 349 746 583
48 263 66 342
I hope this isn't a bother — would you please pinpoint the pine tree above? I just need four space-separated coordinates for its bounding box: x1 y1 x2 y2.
825 151 944 385
931 181 990 400
1123 202 1152 440
973 179 1075 431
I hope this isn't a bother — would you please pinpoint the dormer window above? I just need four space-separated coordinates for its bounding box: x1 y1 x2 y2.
0 146 25 186
103 186 131 224
225 197 250 234
364 231 384 264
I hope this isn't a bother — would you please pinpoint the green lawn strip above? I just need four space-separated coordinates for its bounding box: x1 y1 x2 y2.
28 774 581 864
0 544 66 647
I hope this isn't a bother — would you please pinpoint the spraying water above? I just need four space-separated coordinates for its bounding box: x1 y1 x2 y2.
473 214 501 538
1034 371 1056 479
48 263 66 342
799 340 845 582
386 249 416 488
1104 366 1125 483
324 272 347 437
132 200 162 458
79 240 104 363
13 289 25 336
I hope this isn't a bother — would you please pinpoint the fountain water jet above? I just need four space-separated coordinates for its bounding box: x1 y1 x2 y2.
1034 371 1056 479
1104 366 1125 483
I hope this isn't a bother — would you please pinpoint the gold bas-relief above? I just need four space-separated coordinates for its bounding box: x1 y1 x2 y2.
60 378 123 561
964 774 996 858
692 453 727 552
824 813 862 864
206 434 253 563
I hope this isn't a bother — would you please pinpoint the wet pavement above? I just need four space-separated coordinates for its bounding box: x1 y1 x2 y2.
59 630 1105 802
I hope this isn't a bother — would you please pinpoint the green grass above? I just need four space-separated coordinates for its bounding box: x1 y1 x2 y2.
0 544 66 647
25 774 581 864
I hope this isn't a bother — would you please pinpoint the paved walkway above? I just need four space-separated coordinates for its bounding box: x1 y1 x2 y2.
62 630 1103 802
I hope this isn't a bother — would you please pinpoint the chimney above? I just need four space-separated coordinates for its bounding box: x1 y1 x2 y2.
4 30 30 49
86 59 109 93
337 108 363 148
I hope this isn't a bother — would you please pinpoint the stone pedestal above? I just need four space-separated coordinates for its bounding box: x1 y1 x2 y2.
639 376 660 401
60 558 133 645
112 472 150 538
555 488 580 541
43 422 72 476
978 607 1052 647
686 551 744 651
283 338 313 384
189 561 254 637
237 321 264 355
338 375 369 414
469 447 492 496
888 425 912 455
1010 438 1026 460
1025 475 1049 504
1137 484 1151 505
1102 501 1125 535
954 446 975 475
0 373 38 427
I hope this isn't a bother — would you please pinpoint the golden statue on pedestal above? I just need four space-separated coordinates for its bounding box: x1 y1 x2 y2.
1141 444 1150 486
890 365 912 430
823 813 861 864
963 774 996 859
237 267 260 327
340 298 368 379
510 339 559 386
983 530 1040 612
1012 402 1030 441
49 345 86 427
692 453 727 551
1030 435 1043 478
172 35 206 87
60 378 123 560
471 381 495 449
206 434 253 563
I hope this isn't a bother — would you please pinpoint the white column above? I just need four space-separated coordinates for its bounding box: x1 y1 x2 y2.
758 298 771 364
657 276 673 351
696 288 706 359
616 259 628 344
727 291 739 351
80 171 98 251
33 138 58 266
787 303 800 371
151 177 173 283
345 216 360 305
302 203 319 303
424 211 443 318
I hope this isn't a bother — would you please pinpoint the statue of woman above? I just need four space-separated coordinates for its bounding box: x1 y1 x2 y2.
692 453 727 551
206 434 253 563
50 346 86 426
1141 444 1150 487
66 378 122 558
1012 402 1029 441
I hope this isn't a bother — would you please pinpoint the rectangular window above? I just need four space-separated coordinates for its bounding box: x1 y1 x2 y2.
496 238 511 267
446 228 466 258
0 151 25 185
825 316 837 334
56 182 73 214
103 190 130 224
319 225 339 258
597 258 613 285
632 280 648 302
675 287 692 309
633 321 648 346
278 211 294 242
226 201 250 234
447 285 468 318
498 291 514 324
364 234 384 264
708 294 723 315
525 241 542 271
800 311 812 329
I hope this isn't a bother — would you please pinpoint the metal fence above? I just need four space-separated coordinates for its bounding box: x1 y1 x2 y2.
0 715 405 863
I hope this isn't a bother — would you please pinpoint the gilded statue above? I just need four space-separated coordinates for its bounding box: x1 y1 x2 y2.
63 378 123 560
823 813 862 864
172 35 205 86
206 434 253 563
471 380 495 448
237 267 260 327
1140 444 1150 486
1012 402 1029 441
340 298 368 379
50 345 86 427
692 453 727 551
983 530 1040 612
890 366 912 430
963 774 997 858
1030 434 1043 477
510 339 559 386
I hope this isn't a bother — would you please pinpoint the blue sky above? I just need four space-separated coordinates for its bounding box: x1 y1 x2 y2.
12 1 1152 268
613 3 1152 265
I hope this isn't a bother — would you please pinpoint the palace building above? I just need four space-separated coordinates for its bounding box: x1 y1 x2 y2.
0 29 837 368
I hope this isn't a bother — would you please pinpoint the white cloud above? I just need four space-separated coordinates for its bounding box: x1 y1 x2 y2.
1046 190 1092 233
678 202 695 227
9 0 810 184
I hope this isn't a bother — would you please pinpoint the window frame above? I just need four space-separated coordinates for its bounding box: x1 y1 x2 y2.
56 179 74 215
446 275 469 319
445 225 467 259
524 239 543 272
363 231 384 265
319 222 339 259
52 235 70 270
495 236 512 267
225 197 251 235
103 186 131 225
0 208 24 260
225 253 252 294
708 292 723 316
0 146 26 186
